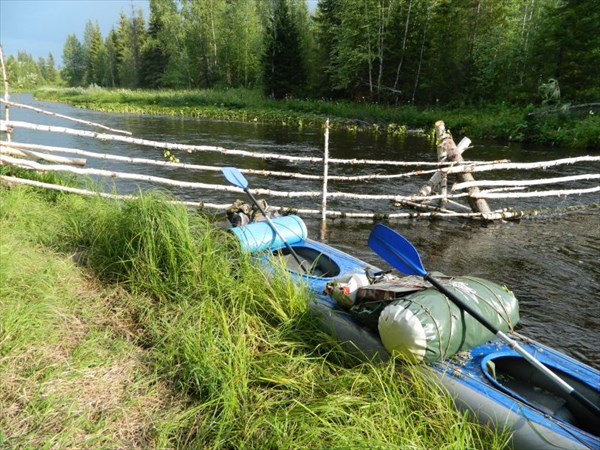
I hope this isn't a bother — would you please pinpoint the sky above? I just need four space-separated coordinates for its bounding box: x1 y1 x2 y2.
0 0 150 65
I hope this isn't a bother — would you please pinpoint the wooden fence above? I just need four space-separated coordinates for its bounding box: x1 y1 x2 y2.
1 48 599 223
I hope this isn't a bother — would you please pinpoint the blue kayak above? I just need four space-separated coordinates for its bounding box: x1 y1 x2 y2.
230 216 600 450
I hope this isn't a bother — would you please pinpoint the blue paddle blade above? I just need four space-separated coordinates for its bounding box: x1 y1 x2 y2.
368 224 427 277
222 167 248 189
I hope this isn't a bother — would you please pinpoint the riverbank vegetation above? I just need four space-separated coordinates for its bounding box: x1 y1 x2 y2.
34 86 600 149
0 182 509 449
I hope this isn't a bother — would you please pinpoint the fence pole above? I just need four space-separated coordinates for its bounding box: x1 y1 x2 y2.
321 119 330 238
0 46 11 142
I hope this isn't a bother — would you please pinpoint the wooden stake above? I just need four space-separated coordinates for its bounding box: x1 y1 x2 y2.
321 119 330 226
0 46 10 143
435 120 491 214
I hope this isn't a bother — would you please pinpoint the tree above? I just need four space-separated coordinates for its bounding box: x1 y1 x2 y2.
146 0 190 88
321 0 398 100
83 20 107 86
262 0 307 98
5 52 46 88
104 30 120 87
140 0 169 88
314 0 343 96
530 0 600 101
62 34 86 86
220 0 263 87
114 9 147 88
38 53 58 85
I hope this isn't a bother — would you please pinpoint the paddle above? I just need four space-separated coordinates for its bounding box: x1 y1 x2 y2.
368 223 600 418
221 167 310 274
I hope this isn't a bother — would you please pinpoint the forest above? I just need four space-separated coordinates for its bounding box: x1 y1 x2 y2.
4 0 599 107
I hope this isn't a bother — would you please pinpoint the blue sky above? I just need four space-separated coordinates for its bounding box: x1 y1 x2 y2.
0 0 150 65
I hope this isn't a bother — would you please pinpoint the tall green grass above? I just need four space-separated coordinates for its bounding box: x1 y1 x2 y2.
0 185 509 448
0 187 181 448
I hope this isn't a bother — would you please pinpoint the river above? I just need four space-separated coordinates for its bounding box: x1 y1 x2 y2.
4 93 599 368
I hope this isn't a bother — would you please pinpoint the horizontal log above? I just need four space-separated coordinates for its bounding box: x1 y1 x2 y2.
475 186 600 199
453 173 600 190
0 146 86 166
0 175 230 209
0 99 132 135
444 155 600 175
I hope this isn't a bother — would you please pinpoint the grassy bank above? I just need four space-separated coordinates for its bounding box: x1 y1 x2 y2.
0 183 509 449
34 86 600 149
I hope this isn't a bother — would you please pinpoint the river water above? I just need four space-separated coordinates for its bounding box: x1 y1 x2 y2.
5 93 599 368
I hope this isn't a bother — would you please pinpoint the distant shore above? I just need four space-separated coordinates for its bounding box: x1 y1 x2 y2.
33 86 600 150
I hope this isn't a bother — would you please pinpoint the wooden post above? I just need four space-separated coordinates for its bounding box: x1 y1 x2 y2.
321 119 330 239
435 120 490 214
0 46 10 143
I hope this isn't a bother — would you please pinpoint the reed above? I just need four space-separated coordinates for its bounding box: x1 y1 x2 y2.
0 184 508 449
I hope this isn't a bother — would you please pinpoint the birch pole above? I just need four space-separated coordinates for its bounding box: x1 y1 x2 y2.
0 99 132 135
321 119 330 237
0 46 10 142
436 121 490 214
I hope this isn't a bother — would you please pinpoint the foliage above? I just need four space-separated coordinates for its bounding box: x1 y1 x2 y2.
1 0 576 107
61 34 86 87
529 0 600 102
261 0 308 98
526 109 600 149
3 51 57 89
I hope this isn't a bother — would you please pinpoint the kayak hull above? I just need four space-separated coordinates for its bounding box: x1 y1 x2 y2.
233 217 599 450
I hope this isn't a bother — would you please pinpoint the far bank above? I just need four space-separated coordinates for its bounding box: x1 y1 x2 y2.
33 87 600 150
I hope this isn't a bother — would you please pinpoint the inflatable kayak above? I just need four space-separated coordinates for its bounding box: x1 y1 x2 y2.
230 214 600 450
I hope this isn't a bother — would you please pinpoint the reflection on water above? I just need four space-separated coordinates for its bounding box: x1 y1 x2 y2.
5 93 599 368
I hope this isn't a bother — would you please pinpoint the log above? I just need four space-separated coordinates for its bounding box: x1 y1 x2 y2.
475 186 600 199
453 173 600 190
0 99 132 135
436 120 490 214
0 146 86 166
417 136 472 196
321 119 330 224
0 140 323 180
0 175 230 209
443 155 600 174
0 175 524 220
3 153 598 205
0 46 10 142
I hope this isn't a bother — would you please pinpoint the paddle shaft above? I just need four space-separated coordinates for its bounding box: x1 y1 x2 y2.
243 188 310 273
424 274 600 417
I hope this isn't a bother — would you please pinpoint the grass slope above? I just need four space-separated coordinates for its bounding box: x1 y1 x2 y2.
0 184 509 449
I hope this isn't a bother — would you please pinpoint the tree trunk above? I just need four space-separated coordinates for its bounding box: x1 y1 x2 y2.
435 120 491 214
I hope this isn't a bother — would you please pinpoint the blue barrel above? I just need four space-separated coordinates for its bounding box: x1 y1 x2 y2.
230 215 308 252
